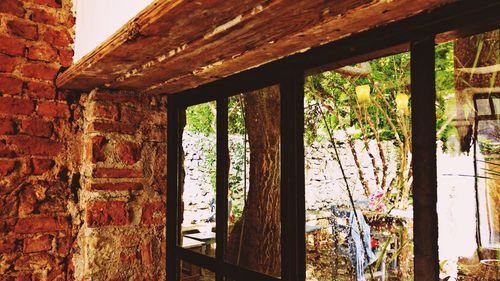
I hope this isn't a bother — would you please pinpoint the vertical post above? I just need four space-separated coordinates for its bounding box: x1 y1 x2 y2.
216 97 229 281
167 97 181 281
280 71 305 281
411 37 439 281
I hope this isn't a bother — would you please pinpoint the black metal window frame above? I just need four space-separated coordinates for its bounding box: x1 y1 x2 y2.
166 2 500 281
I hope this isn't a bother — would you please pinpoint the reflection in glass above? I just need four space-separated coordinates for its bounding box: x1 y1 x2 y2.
305 52 414 280
436 29 499 280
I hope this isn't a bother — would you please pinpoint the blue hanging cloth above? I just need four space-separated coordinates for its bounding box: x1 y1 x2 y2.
348 211 376 281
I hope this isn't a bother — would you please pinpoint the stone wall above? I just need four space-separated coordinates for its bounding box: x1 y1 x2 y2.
0 0 76 279
182 132 399 223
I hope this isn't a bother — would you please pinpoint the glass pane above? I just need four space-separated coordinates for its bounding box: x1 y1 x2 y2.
305 52 414 280
180 260 215 281
225 86 282 277
181 102 217 257
436 29 499 280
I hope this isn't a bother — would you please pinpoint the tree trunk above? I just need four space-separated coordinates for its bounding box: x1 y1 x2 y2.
226 85 282 277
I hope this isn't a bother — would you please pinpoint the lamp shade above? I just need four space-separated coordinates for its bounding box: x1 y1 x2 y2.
396 92 409 113
356 85 371 104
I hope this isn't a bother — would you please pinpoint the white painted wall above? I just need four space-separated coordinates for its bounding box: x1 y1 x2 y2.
73 0 154 62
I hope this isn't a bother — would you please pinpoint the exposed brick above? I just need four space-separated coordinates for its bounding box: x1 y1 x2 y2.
26 81 56 99
141 201 165 225
89 135 107 163
92 102 119 121
23 235 52 253
0 96 34 116
0 0 25 18
0 237 16 253
15 215 68 233
37 101 70 118
43 27 72 48
16 273 32 281
30 8 58 25
89 182 142 191
32 158 54 175
121 106 144 124
0 119 16 135
0 75 24 95
7 19 38 41
92 168 143 178
7 135 62 156
0 35 25 56
14 252 54 270
116 141 141 165
145 125 166 142
20 118 53 137
0 143 16 157
0 53 18 72
21 63 59 80
18 185 37 216
91 121 137 135
86 201 128 227
28 0 62 8
59 49 73 68
93 92 140 103
28 44 57 62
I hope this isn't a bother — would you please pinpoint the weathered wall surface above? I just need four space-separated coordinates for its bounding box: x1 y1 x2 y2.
0 0 76 279
73 90 167 280
0 1 168 279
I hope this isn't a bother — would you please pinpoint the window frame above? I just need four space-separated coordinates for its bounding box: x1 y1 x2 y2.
166 2 500 281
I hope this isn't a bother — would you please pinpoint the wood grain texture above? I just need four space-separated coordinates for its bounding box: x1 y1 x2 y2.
57 0 454 93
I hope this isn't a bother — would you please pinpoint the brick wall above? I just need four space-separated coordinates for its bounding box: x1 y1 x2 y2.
0 0 77 280
1 1 167 280
73 90 167 280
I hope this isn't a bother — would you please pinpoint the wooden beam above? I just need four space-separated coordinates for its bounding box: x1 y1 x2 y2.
57 0 455 93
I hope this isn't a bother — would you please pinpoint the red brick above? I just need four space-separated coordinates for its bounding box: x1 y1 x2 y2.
0 159 17 176
141 201 165 225
16 273 32 281
32 158 54 175
28 0 62 8
28 44 57 62
0 96 34 115
43 27 72 48
0 0 25 18
23 235 52 253
86 201 128 227
92 168 143 178
0 143 16 157
0 35 25 56
59 49 73 68
0 53 18 72
89 135 107 163
0 237 16 253
0 75 23 95
21 63 59 80
7 135 62 156
92 102 119 121
30 8 58 25
7 19 38 41
37 101 70 118
116 141 141 165
18 184 36 216
89 182 142 191
0 119 16 135
120 106 144 124
15 216 68 233
20 118 53 137
26 81 55 99
91 121 137 135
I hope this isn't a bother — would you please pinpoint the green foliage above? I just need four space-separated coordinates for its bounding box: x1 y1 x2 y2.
185 102 216 135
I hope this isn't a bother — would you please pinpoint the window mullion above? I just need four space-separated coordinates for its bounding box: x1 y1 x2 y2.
410 37 439 281
216 97 229 280
280 71 306 281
